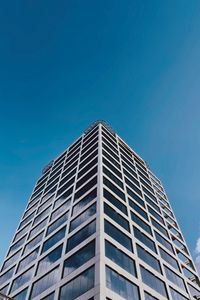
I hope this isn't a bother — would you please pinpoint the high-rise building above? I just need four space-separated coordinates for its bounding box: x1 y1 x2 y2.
0 120 199 300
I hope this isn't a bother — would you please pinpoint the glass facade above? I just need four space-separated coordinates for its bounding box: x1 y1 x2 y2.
0 121 199 300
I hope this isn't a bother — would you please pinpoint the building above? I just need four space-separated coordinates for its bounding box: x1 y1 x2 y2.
0 120 199 300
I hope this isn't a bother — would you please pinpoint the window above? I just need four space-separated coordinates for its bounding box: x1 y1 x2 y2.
0 266 15 286
59 167 77 188
29 217 48 239
42 227 66 254
127 188 145 207
124 169 139 187
0 284 9 294
33 206 51 226
74 177 97 201
125 178 142 197
102 136 118 155
105 240 136 276
11 267 34 293
2 250 21 271
102 143 120 162
59 266 95 300
57 176 75 196
61 161 77 180
54 190 72 208
142 187 157 201
151 218 168 238
141 266 168 297
14 222 31 242
73 188 97 216
129 199 148 220
131 213 152 235
122 161 137 177
47 213 68 236
133 227 156 253
9 235 27 255
78 157 98 179
121 155 135 172
188 284 200 299
81 136 98 154
13 288 28 300
139 171 151 185
41 193 55 205
102 149 121 169
84 126 98 142
104 220 133 252
24 231 44 255
144 195 159 211
137 245 161 273
164 266 187 292
155 231 174 253
104 203 129 232
51 200 70 221
23 201 39 219
76 166 97 190
18 247 39 272
106 266 140 300
103 158 122 179
79 148 98 168
67 220 96 252
159 247 179 270
70 203 96 232
63 240 95 277
103 177 125 201
37 244 63 274
64 154 79 171
148 206 164 225
103 166 124 189
103 189 127 215
31 267 59 299
140 178 154 194
170 287 189 300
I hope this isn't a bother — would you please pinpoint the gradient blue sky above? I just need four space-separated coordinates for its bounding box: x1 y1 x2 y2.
0 0 200 269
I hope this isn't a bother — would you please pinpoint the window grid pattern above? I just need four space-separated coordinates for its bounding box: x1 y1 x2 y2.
0 121 199 300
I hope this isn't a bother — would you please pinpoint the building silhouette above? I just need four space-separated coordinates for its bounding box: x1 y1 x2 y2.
0 121 199 300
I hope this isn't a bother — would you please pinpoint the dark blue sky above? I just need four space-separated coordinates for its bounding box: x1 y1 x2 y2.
0 0 200 269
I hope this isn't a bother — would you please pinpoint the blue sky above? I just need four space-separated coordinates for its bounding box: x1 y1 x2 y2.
0 0 200 269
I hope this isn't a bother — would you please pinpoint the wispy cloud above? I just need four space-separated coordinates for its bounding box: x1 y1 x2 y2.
195 238 200 274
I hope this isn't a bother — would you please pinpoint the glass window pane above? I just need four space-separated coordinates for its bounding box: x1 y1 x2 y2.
37 244 63 274
59 266 95 300
42 227 66 254
72 189 97 216
11 267 34 293
141 266 168 297
47 213 68 236
105 240 136 276
67 221 96 252
18 247 39 273
104 220 133 253
31 267 60 299
70 203 96 233
137 245 161 273
63 240 95 277
133 227 156 253
103 188 127 215
164 266 187 292
104 203 129 232
105 266 140 300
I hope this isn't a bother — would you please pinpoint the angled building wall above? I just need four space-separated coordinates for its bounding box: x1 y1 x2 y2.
0 121 199 300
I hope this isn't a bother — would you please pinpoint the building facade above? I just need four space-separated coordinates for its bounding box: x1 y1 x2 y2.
0 121 199 300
